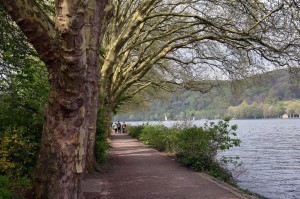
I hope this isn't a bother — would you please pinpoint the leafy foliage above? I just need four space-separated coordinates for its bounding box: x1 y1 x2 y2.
128 125 145 139
95 130 109 164
0 6 48 196
0 175 31 199
0 4 48 147
129 119 240 183
174 119 240 177
139 125 169 151
0 128 38 177
94 106 111 164
0 175 14 199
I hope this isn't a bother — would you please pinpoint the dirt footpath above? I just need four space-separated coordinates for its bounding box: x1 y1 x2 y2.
83 133 253 199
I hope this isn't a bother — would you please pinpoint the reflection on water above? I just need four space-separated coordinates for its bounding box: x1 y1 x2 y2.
127 119 300 199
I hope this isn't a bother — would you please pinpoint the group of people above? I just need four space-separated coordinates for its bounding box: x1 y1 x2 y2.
112 121 126 134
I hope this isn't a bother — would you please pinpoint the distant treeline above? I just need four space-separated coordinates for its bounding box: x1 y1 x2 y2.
118 69 300 121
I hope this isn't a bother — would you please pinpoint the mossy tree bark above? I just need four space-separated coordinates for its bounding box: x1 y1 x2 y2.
0 0 108 198
86 79 115 171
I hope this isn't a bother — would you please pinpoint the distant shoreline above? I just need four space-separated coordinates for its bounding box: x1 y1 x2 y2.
121 118 300 123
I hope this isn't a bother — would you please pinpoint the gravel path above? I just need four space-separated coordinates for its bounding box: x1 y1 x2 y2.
83 133 253 199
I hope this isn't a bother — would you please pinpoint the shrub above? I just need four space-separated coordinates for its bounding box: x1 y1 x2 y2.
95 137 108 163
173 119 240 182
174 127 214 169
0 127 38 177
0 187 14 199
128 125 145 138
0 175 13 199
206 161 233 183
139 125 168 151
128 125 177 152
128 119 240 183
162 127 178 152
0 175 31 199
95 126 109 163
203 118 240 152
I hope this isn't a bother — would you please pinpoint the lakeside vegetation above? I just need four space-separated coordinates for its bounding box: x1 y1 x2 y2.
127 120 268 198
128 118 240 183
118 69 300 121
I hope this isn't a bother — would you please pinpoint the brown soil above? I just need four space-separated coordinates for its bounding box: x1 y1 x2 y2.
83 133 254 199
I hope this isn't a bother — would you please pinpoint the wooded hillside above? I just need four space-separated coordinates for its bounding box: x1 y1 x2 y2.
118 69 300 121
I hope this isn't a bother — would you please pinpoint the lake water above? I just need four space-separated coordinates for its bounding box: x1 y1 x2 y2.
127 119 300 199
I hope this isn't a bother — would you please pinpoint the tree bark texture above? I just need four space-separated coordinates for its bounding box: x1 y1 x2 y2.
86 82 114 171
84 0 109 173
0 0 108 198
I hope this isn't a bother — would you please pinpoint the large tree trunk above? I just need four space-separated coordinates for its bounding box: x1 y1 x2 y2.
0 0 108 198
33 1 89 197
33 82 88 198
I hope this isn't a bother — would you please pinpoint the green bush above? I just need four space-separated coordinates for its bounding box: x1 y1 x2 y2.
203 118 240 151
0 127 38 177
162 127 178 152
175 127 212 162
129 119 240 183
0 175 13 199
0 175 31 199
173 119 240 182
0 187 14 199
128 125 177 152
95 138 108 163
128 125 145 138
139 125 169 151
95 126 109 163
94 106 111 164
8 176 31 192
207 161 233 183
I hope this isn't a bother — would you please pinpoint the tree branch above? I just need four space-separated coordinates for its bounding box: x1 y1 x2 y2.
0 0 58 67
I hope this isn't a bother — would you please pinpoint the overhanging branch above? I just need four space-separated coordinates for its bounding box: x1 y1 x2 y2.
0 0 58 67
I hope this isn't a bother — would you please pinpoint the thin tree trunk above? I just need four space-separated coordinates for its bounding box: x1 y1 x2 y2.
86 94 114 171
84 0 110 172
84 0 106 172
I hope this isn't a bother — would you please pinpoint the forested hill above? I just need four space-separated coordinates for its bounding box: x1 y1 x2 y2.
118 69 300 121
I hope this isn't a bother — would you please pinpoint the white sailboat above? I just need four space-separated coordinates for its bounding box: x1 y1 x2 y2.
165 114 168 121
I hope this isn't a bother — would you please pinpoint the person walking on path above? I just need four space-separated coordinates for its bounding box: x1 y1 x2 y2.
112 123 117 134
121 122 126 133
117 121 121 134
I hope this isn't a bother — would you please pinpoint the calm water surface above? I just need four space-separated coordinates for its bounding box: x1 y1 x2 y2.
127 119 300 199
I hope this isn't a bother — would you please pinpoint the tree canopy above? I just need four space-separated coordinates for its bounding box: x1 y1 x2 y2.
1 0 300 198
99 0 300 111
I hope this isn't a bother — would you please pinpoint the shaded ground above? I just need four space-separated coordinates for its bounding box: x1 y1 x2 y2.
83 133 254 199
